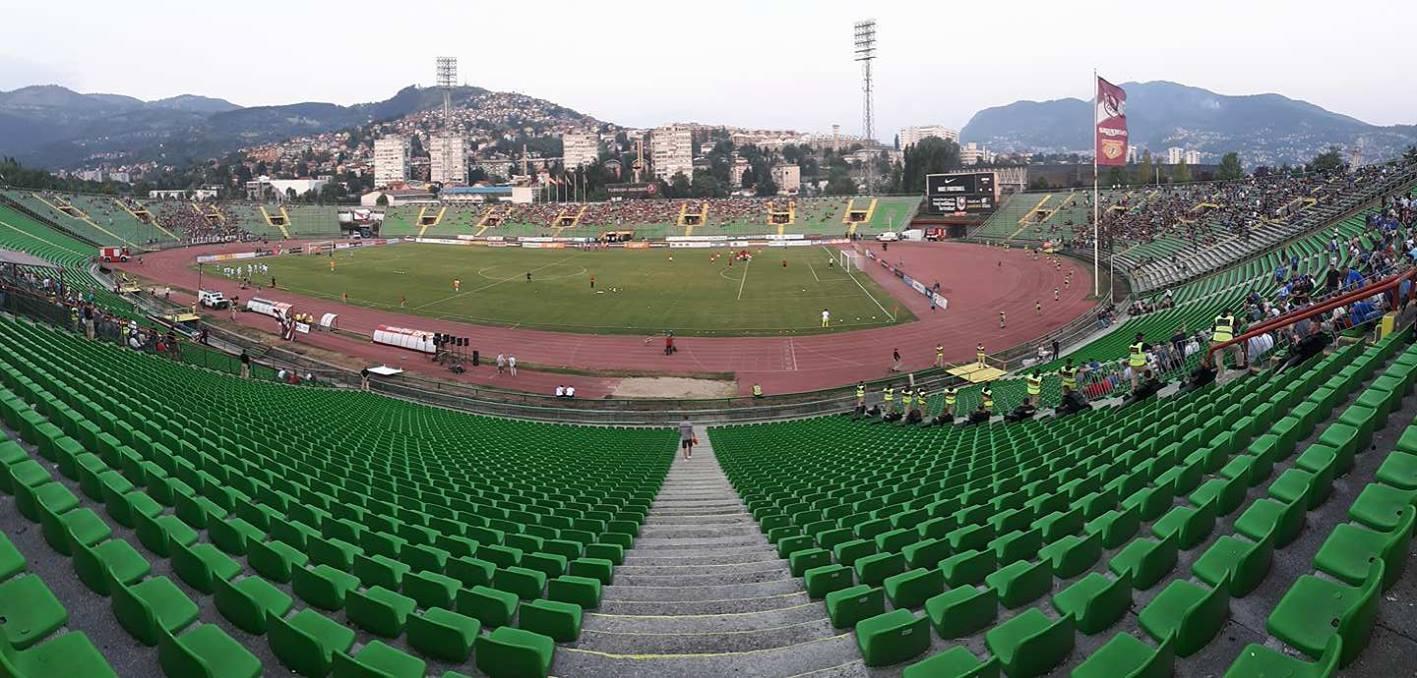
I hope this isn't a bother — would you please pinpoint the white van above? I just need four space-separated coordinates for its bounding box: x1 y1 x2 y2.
197 290 229 309
875 231 900 242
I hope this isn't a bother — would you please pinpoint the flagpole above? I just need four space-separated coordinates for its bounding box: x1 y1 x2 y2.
1092 68 1100 299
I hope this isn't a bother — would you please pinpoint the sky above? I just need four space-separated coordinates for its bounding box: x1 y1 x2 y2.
4 0 1415 138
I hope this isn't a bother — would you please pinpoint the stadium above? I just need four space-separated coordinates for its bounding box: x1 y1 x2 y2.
4 10 1417 678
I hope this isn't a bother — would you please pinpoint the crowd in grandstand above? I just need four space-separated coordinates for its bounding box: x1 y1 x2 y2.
439 196 853 231
152 200 252 243
1044 162 1414 262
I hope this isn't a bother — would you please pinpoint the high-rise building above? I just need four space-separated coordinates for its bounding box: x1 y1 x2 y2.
960 142 993 166
1126 145 1140 164
651 125 694 182
1166 147 1185 165
561 132 600 168
373 135 410 187
1184 149 1201 166
898 125 959 148
429 134 467 185
770 165 801 194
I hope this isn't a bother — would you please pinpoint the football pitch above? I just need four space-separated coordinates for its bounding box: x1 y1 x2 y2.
237 243 915 336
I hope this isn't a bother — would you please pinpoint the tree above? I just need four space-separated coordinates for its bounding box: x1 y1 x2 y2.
1135 150 1154 186
669 172 691 198
1028 175 1050 190
376 193 389 207
1307 146 1344 173
690 170 723 198
755 176 778 197
285 187 298 202
1405 145 1417 163
824 168 856 196
1216 152 1244 181
1105 167 1127 188
901 137 962 194
1174 158 1192 184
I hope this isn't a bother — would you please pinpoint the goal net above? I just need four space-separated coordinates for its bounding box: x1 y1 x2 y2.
839 248 866 273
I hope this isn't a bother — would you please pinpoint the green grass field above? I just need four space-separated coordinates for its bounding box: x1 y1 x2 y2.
230 244 914 336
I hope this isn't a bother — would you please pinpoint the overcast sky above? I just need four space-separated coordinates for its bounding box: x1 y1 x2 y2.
5 0 1414 137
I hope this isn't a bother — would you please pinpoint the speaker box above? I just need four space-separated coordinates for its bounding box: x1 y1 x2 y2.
472 350 480 366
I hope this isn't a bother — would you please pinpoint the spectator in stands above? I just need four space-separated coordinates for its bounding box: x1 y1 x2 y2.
679 419 695 460
240 350 251 378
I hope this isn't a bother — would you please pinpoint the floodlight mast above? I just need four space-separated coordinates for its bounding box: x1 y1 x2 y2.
853 20 877 195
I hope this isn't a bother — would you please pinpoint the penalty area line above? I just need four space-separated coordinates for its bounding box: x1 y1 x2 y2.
847 268 894 322
736 258 751 301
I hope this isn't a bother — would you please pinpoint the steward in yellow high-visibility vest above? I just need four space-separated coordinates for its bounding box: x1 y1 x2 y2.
902 389 914 410
935 344 946 368
976 343 987 368
855 382 866 406
917 390 929 415
944 387 958 414
1207 308 1247 372
1026 371 1043 406
883 386 895 412
981 385 994 412
1128 332 1149 391
1059 359 1077 390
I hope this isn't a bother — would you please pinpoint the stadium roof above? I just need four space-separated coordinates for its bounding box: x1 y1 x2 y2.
443 185 514 195
0 249 59 269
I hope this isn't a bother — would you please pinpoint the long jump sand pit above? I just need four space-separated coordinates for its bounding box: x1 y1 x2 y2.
611 377 739 399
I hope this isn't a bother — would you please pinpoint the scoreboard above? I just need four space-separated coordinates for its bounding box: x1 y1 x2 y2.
925 172 997 215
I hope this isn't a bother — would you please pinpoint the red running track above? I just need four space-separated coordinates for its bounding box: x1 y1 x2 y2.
118 240 1094 396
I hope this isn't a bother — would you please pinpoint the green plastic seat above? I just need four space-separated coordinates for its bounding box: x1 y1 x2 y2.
0 630 118 678
983 607 1074 678
518 599 583 642
1071 632 1174 678
292 564 360 611
547 574 602 609
157 623 261 678
940 549 995 587
568 557 613 584
1108 535 1178 590
804 564 854 599
407 607 481 662
1346 484 1417 532
1266 561 1383 666
1037 532 1101 578
986 559 1051 609
248 539 308 583
1051 571 1132 635
924 586 997 639
1234 497 1306 548
353 553 411 590
457 584 520 627
134 511 198 558
474 627 555 678
72 538 150 595
1313 512 1413 588
1149 498 1216 550
825 584 885 629
855 609 929 667
0 575 68 650
1224 635 1341 678
902 537 950 570
884 567 946 609
330 640 426 678
213 575 292 635
208 517 264 557
1191 533 1274 597
789 548 832 576
1375 450 1417 490
494 565 547 600
405 570 461 611
109 575 199 646
902 647 999 678
268 608 357 678
1085 506 1139 549
347 585 417 637
1138 575 1230 656
15 480 77 525
1188 473 1247 517
171 541 240 594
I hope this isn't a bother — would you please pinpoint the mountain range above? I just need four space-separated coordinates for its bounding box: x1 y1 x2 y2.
960 81 1417 166
0 84 603 169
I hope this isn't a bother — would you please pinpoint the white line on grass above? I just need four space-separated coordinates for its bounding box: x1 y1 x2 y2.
846 265 894 321
806 258 821 283
413 254 578 310
736 258 751 301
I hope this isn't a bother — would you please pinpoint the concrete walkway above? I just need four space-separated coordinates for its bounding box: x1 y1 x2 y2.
551 427 868 677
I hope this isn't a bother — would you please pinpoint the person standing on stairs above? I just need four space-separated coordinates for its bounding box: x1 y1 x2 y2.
679 418 695 460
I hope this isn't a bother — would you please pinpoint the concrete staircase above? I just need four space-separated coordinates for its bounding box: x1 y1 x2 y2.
551 427 868 677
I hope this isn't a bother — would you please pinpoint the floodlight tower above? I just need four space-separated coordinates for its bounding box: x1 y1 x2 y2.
436 57 457 131
853 20 877 194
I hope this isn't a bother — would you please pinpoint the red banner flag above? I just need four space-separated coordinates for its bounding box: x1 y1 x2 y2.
1095 77 1128 167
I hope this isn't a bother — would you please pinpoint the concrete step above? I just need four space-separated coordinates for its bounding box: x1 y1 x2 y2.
614 559 788 577
554 634 867 678
637 524 763 539
630 535 769 551
610 567 793 587
603 578 803 601
584 603 828 633
595 591 812 615
623 550 785 567
574 617 839 654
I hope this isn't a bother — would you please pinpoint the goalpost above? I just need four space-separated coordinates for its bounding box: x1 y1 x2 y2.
839 248 866 274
